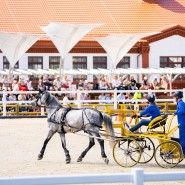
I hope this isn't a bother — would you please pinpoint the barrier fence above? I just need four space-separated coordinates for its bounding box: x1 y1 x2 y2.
0 168 185 185
0 88 185 116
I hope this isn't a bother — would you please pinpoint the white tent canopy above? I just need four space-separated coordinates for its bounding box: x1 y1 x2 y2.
41 22 102 81
96 33 159 69
0 31 43 69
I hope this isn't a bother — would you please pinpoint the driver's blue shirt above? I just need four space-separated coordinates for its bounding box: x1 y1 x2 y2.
140 103 161 120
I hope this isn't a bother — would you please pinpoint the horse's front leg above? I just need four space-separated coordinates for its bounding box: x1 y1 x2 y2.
77 134 95 162
59 133 71 164
38 129 55 160
95 133 109 164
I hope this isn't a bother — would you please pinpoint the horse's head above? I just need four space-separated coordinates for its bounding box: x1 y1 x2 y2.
35 87 51 107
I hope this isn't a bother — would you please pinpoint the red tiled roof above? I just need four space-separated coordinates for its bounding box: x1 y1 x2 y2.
1 0 185 41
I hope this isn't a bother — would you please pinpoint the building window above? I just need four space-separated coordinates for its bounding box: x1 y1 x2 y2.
73 56 87 81
28 56 43 69
93 57 107 69
116 57 130 68
160 57 185 68
3 56 19 69
49 56 60 69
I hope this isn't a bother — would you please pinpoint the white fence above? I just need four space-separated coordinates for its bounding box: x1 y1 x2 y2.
0 88 185 116
0 168 185 185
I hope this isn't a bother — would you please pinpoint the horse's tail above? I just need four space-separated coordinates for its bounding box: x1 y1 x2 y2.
102 113 115 149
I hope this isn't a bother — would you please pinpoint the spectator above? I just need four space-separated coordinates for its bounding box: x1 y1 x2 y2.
117 92 125 104
26 77 33 91
38 75 44 90
18 78 28 91
141 76 149 90
2 75 10 89
99 76 109 90
43 74 53 90
122 75 131 90
160 75 169 91
99 93 106 104
151 76 160 90
63 93 70 106
105 93 113 104
62 75 70 89
78 79 84 90
112 75 120 89
130 76 137 90
53 75 62 90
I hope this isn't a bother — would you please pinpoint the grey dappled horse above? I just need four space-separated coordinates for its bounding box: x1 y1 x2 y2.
35 89 115 164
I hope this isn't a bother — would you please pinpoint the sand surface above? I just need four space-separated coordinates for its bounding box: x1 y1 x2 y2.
0 118 185 185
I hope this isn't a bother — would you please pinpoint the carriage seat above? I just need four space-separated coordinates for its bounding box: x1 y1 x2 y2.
147 115 167 132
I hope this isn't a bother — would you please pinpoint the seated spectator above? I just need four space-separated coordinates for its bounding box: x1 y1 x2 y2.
160 75 169 91
18 78 28 91
112 75 120 89
130 76 137 90
63 93 70 106
78 79 84 90
105 93 113 104
80 92 88 104
53 75 62 90
43 74 53 90
99 77 109 90
99 93 106 104
141 76 149 90
117 92 125 104
151 76 160 90
38 75 44 90
122 75 131 90
62 75 70 89
2 75 9 89
9 94 16 101
26 77 33 91
83 80 88 89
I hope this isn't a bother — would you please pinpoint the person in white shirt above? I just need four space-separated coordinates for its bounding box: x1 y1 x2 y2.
53 75 62 90
111 75 120 89
26 77 33 91
63 93 70 106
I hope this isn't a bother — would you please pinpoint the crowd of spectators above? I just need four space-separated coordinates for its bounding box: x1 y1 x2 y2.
0 74 170 112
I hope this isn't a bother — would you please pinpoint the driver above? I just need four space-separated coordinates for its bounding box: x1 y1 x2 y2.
129 94 161 132
173 91 185 156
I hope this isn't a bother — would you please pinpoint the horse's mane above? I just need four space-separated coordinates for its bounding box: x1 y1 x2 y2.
47 92 63 107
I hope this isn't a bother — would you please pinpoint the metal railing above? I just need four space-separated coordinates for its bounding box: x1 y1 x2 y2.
0 88 184 116
0 168 185 185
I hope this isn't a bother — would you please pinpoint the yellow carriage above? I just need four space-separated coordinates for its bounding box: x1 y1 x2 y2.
107 108 184 168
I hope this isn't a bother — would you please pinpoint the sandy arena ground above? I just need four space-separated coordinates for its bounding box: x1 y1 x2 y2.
0 118 185 185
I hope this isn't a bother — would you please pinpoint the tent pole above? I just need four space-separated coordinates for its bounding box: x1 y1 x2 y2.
59 57 64 83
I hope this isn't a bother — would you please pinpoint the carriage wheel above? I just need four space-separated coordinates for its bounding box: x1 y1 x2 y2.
113 137 141 167
134 137 155 164
154 141 181 168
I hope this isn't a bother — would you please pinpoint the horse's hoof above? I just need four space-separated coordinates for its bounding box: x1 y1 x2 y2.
77 156 83 162
66 157 71 164
38 154 43 160
103 158 109 164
